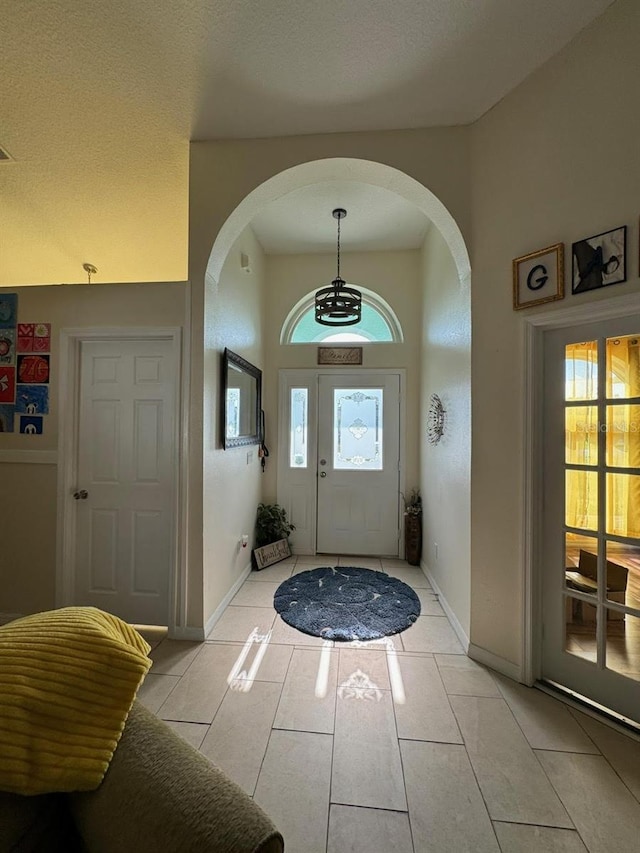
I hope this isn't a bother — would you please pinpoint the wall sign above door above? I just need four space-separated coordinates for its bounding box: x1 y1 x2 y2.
317 346 363 366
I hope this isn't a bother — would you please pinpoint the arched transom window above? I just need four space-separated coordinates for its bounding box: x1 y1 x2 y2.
281 287 403 344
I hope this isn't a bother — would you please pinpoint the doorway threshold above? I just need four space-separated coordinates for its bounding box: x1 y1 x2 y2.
536 679 640 741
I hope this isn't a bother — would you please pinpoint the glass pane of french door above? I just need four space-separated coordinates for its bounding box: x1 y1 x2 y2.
543 320 640 725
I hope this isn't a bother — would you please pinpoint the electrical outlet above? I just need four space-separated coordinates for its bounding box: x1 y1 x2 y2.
246 451 253 464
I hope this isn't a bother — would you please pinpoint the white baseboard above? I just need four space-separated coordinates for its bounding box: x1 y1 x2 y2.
467 643 522 682
169 624 207 641
168 563 253 641
421 561 470 653
203 561 253 640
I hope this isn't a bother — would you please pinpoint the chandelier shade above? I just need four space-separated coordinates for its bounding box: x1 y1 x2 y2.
314 208 362 327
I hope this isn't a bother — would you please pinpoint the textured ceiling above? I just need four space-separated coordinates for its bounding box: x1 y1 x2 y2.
0 0 614 284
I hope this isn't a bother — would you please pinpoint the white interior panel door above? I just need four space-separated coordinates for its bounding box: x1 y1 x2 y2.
316 374 400 556
74 339 176 624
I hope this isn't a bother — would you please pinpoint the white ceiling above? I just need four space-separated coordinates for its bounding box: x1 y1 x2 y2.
0 0 615 282
250 183 430 254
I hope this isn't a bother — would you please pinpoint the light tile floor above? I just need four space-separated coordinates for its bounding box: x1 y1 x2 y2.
138 556 640 853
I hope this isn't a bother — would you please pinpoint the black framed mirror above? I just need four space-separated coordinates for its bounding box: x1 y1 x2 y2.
222 348 262 449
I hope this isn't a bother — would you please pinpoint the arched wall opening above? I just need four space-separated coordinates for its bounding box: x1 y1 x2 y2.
200 155 472 645
205 158 470 287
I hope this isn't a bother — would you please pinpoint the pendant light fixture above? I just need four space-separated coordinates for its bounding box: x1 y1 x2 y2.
314 208 362 326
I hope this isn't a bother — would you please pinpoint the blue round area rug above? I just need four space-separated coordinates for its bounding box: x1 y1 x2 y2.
273 566 421 642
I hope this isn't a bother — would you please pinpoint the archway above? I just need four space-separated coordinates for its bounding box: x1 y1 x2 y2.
205 158 470 289
202 156 472 647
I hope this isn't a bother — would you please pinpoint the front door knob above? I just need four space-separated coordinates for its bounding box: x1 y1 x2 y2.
319 472 327 478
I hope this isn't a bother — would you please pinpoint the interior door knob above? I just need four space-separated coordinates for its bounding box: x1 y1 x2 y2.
319 471 327 478
73 490 88 500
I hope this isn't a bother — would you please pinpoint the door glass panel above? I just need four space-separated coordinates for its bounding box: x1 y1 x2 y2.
565 532 598 583
606 405 640 467
566 470 598 530
333 388 383 471
606 611 640 681
565 597 597 663
605 541 639 609
565 406 598 465
289 388 308 468
566 341 598 401
606 335 640 399
606 473 640 538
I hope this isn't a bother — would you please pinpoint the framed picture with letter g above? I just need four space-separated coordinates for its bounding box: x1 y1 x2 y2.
513 243 564 310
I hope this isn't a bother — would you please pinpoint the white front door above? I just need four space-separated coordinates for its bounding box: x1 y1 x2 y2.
73 338 177 625
541 317 640 724
316 374 400 555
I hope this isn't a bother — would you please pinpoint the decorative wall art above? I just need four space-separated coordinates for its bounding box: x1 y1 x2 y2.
0 294 18 328
0 292 52 434
19 416 43 435
16 384 49 415
17 323 51 352
572 225 626 294
513 243 564 310
0 366 16 403
317 346 363 365
0 329 16 365
17 353 50 385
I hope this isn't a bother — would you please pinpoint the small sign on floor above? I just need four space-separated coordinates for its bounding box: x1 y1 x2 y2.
253 539 291 570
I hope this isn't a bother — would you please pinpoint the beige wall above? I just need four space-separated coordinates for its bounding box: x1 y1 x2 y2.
261 249 422 504
420 226 471 637
203 227 265 623
0 282 187 617
189 129 471 625
470 0 640 665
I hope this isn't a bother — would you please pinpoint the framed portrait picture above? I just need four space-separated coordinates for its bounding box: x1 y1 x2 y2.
513 243 564 310
572 225 626 294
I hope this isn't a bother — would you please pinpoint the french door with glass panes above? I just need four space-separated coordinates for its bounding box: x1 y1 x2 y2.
542 318 640 724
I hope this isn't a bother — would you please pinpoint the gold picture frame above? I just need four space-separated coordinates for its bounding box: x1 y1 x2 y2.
513 243 564 310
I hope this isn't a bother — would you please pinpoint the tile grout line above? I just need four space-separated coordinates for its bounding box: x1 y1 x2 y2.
445 696 510 848
494 694 576 831
251 635 295 800
567 706 640 806
325 644 341 853
390 642 417 853
247 680 285 799
462 748 504 851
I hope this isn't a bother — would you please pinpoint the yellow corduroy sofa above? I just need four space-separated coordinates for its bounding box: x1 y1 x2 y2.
0 699 284 853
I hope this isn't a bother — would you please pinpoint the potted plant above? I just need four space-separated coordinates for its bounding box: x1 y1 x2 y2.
253 503 296 570
403 489 422 566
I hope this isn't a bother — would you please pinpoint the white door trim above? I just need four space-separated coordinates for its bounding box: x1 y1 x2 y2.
277 367 406 556
523 293 640 686
56 326 186 633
